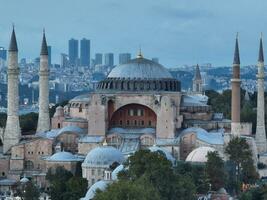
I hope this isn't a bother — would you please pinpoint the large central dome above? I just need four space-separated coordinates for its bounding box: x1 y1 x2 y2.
108 58 173 79
97 55 181 92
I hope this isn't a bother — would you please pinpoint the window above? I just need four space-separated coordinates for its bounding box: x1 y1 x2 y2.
129 109 134 116
148 121 152 126
141 121 144 126
58 123 61 128
91 169 95 175
127 120 130 125
134 120 137 125
141 109 144 116
134 109 138 116
137 109 141 116
24 160 34 170
2 172 5 176
98 169 101 176
92 179 95 185
79 105 82 112
119 120 122 125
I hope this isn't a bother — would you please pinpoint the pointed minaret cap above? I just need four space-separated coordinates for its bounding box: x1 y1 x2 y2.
40 29 48 55
9 25 18 52
258 33 264 62
233 32 240 65
194 64 202 80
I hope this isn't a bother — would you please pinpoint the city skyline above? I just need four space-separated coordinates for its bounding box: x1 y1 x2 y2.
0 0 267 67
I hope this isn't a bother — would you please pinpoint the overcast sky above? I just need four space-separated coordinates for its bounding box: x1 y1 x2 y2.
0 0 266 67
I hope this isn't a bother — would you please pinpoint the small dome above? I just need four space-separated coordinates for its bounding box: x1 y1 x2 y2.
20 177 29 184
82 180 110 200
217 188 227 194
148 146 175 164
111 164 124 181
83 146 124 167
185 146 217 163
48 151 83 162
108 58 173 79
54 106 64 117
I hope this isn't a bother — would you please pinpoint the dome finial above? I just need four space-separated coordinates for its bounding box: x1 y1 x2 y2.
103 139 108 146
137 46 143 59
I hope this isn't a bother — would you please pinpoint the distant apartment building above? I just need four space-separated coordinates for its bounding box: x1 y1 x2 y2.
80 38 90 66
0 47 7 61
95 53 103 65
48 46 52 66
68 38 79 66
119 53 131 64
104 53 114 66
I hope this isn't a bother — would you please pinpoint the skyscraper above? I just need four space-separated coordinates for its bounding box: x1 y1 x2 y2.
80 38 90 66
104 53 114 66
0 47 7 61
119 53 131 64
48 45 52 66
95 53 103 65
68 38 78 66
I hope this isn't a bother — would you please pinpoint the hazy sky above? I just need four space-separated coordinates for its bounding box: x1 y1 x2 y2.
0 0 266 67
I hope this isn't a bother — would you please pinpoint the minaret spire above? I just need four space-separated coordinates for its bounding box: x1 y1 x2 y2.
37 29 50 133
233 33 240 65
192 64 203 93
3 27 21 153
40 29 48 55
231 33 241 136
255 33 267 153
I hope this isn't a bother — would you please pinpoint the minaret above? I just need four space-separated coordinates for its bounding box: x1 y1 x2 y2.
255 34 267 153
3 27 21 153
192 64 203 93
231 34 241 136
37 30 50 132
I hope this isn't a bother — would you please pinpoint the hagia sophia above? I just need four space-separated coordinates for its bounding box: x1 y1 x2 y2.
0 28 267 199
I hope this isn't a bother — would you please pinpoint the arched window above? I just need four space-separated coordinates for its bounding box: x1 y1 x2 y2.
58 123 61 129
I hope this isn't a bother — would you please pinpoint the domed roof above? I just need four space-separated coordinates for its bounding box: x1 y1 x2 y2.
82 180 110 200
185 146 217 163
111 164 124 180
148 146 175 164
83 146 124 167
108 57 173 79
47 151 83 162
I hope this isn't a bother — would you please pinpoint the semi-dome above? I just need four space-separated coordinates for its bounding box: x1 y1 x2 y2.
148 146 175 164
185 146 217 163
111 164 124 180
82 180 110 200
47 151 83 162
83 146 124 167
97 56 180 92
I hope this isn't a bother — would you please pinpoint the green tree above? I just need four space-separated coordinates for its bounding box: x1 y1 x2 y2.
64 176 88 200
205 151 226 190
46 166 73 200
225 137 258 193
94 178 160 200
118 150 196 200
22 181 40 200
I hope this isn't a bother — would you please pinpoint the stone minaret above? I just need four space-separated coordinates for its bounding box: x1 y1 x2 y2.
3 28 21 153
192 64 203 93
231 34 241 136
37 31 50 132
255 35 267 153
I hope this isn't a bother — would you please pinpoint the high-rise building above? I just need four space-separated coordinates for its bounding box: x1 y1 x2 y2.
95 53 103 65
104 53 114 66
48 45 52 66
68 38 78 66
0 47 7 60
80 38 90 66
119 53 131 64
61 53 69 68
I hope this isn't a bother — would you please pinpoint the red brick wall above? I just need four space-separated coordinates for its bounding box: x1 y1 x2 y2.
109 104 157 128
